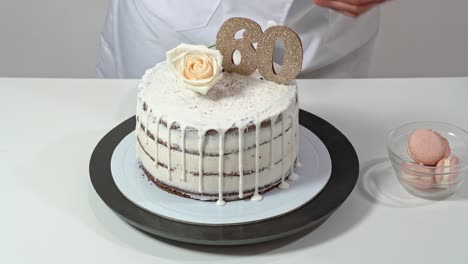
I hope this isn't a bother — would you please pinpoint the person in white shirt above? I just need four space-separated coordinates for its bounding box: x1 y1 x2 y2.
97 0 387 79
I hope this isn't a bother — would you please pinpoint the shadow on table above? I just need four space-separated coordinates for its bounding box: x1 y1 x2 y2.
358 158 468 206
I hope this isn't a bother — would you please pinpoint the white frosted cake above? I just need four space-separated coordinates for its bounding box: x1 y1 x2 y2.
136 44 299 206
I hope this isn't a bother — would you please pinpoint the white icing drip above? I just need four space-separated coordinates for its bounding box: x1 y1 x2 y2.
217 131 226 206
216 199 226 206
238 126 245 199
181 125 187 182
145 109 152 145
251 122 263 202
295 161 302 168
167 120 176 181
289 174 299 181
251 193 263 201
278 113 290 189
198 130 206 193
278 181 289 189
269 116 275 170
278 182 289 190
135 98 142 158
288 115 299 181
154 115 163 168
136 97 143 125
280 114 286 185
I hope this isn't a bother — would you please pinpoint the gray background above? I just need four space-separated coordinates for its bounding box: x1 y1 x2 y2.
1 0 467 78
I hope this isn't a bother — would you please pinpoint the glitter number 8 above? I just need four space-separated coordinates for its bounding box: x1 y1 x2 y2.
216 17 303 84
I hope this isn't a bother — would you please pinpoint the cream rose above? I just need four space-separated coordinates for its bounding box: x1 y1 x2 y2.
166 44 223 95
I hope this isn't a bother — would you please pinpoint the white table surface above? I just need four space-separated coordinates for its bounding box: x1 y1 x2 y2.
1 77 468 264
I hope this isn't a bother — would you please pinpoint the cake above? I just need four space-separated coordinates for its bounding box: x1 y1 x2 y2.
136 63 298 205
136 18 303 206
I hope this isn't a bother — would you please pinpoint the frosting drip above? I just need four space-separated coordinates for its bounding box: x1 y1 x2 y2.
217 131 226 206
181 125 187 181
154 115 162 168
238 126 245 199
198 130 205 193
288 115 299 181
251 122 263 202
278 114 290 190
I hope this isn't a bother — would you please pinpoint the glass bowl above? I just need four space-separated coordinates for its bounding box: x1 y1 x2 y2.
387 122 468 200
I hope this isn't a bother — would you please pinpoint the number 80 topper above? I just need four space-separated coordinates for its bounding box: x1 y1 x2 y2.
216 17 303 84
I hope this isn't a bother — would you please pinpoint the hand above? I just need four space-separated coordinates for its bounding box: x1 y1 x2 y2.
313 0 386 17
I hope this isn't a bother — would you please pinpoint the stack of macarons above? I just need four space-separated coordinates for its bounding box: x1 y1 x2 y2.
401 129 459 189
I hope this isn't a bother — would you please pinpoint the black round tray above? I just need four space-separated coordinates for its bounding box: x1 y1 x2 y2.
90 109 359 246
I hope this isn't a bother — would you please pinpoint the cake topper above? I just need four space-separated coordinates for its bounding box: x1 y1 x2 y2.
216 17 303 84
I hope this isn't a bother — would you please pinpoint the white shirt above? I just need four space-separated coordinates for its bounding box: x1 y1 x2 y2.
97 0 379 79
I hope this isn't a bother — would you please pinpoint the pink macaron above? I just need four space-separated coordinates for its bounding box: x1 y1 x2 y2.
407 129 451 166
435 155 459 185
400 162 436 189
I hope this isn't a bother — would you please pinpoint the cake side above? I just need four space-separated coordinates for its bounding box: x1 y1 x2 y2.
136 103 298 200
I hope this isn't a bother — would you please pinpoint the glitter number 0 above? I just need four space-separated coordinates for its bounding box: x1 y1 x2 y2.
216 17 303 84
256 26 303 84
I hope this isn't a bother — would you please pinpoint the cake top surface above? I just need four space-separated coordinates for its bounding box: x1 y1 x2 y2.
139 62 296 131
